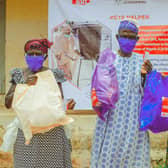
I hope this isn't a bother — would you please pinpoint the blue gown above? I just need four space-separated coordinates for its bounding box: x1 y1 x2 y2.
91 52 151 168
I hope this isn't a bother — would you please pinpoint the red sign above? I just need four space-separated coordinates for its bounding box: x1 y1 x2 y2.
134 25 168 55
72 0 90 5
161 97 168 117
109 15 149 20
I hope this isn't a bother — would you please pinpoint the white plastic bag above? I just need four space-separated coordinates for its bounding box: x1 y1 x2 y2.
12 70 73 143
0 117 20 152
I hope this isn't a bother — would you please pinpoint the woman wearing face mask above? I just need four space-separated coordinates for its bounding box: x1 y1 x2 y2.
3 39 75 168
90 19 152 168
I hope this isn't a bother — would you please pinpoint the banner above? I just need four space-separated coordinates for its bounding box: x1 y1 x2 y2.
48 0 168 109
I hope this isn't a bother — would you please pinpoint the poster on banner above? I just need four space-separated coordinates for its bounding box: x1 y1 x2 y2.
48 0 168 110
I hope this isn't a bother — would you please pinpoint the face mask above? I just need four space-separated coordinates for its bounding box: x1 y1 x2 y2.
25 55 45 72
118 37 137 54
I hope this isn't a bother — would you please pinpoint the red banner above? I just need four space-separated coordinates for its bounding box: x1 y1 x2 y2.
134 25 168 55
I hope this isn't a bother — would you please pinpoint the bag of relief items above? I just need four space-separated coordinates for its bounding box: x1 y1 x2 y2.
140 71 168 133
12 70 73 144
91 48 119 121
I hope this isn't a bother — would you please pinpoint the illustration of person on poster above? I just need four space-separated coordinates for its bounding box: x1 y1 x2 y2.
51 20 112 89
52 23 80 80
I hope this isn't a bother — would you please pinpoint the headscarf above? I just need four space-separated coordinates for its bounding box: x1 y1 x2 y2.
118 18 139 34
24 39 53 54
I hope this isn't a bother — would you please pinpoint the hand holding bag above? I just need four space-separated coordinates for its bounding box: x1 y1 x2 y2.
91 48 119 121
140 71 168 133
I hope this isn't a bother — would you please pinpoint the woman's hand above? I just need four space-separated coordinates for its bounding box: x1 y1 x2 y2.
5 84 17 109
141 60 152 75
141 60 152 87
25 75 38 86
66 99 76 110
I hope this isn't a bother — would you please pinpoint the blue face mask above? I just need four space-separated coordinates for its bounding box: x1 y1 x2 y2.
118 37 137 54
25 55 45 72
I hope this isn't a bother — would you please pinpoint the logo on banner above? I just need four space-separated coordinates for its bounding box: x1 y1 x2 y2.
115 0 147 4
72 0 90 5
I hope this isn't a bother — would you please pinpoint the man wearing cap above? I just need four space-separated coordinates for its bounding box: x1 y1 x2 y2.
91 19 152 168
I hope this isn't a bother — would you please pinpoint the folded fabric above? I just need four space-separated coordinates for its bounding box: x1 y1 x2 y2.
140 71 168 133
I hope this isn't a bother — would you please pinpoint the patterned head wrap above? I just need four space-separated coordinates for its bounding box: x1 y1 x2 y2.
24 39 53 54
118 18 139 34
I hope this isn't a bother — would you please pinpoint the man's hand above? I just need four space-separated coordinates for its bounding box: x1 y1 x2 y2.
141 60 152 75
25 75 38 86
67 99 76 110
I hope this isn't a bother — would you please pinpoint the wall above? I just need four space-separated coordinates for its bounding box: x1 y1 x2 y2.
5 0 48 93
